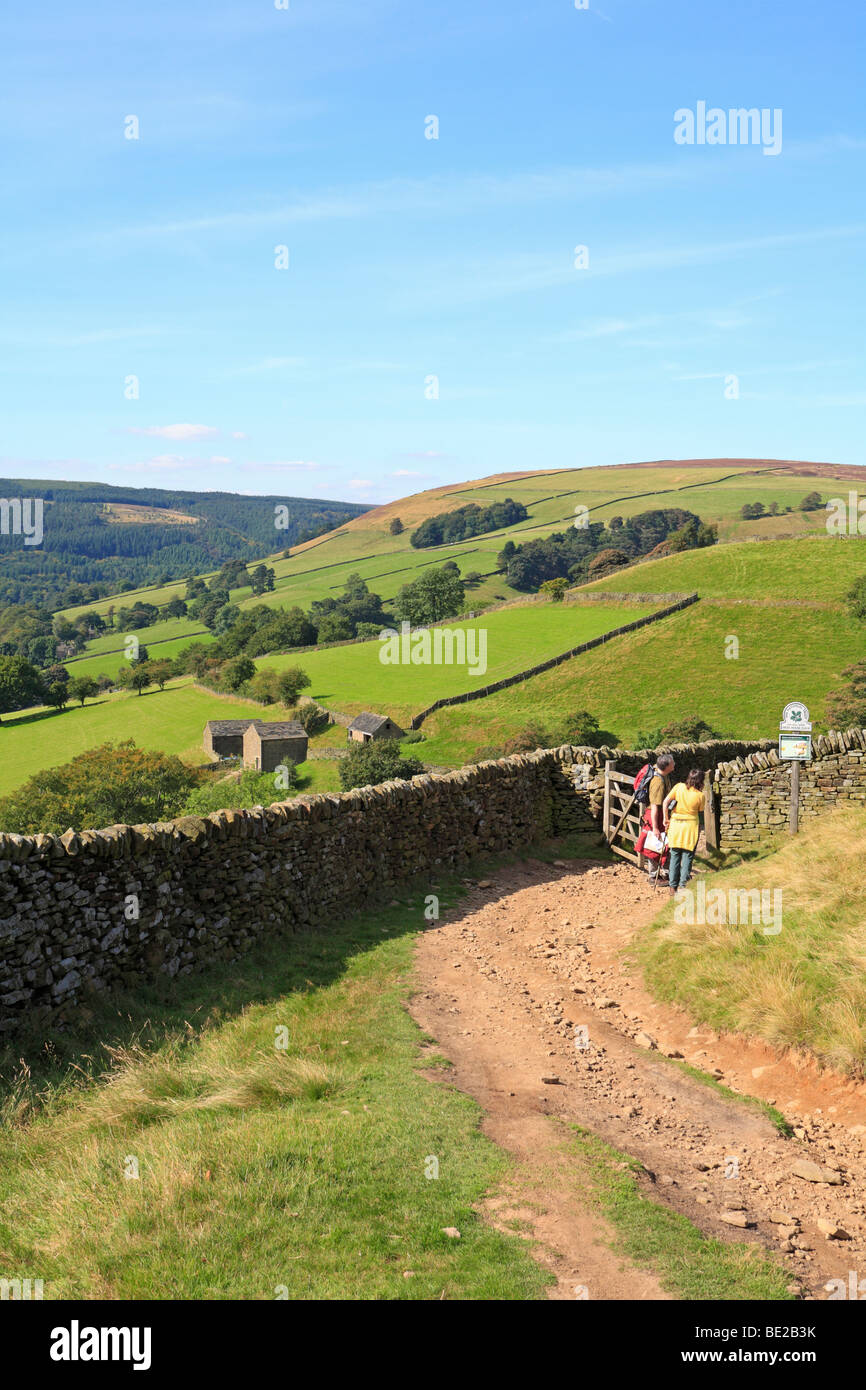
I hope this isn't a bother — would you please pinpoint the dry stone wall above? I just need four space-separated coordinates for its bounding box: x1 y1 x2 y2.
714 728 866 848
0 754 556 1032
2 730 865 1033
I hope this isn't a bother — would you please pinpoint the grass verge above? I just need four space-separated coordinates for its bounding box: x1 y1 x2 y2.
0 879 553 1301
567 1126 794 1301
635 804 866 1077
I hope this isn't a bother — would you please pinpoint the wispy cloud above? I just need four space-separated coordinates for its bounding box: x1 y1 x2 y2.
229 357 308 375
110 453 231 472
394 224 866 314
250 460 321 472
671 359 854 381
98 160 699 244
0 325 170 349
124 423 220 441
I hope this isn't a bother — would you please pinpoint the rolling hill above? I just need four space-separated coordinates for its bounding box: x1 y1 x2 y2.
3 458 864 801
0 478 367 610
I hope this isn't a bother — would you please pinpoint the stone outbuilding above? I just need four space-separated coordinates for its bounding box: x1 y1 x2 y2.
242 720 308 772
347 711 405 744
203 718 308 770
203 720 250 760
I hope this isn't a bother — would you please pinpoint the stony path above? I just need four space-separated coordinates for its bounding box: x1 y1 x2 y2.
410 855 866 1301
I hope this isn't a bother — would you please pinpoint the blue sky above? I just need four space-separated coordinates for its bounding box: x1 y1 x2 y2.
1 0 864 505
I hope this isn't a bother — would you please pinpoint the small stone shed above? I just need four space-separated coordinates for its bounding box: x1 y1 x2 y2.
203 720 249 759
203 718 308 770
242 720 308 773
347 711 405 744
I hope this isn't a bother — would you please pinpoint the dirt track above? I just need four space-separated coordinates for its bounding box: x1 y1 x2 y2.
410 855 866 1301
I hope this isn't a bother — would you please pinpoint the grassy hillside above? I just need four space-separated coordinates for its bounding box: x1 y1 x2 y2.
637 805 866 1076
4 463 861 805
9 530 864 796
415 534 866 763
64 631 215 683
581 534 866 603
58 458 854 635
255 601 653 726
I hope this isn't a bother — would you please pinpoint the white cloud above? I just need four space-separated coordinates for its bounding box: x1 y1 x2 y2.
110 454 205 471
230 430 248 439
125 423 219 441
252 460 321 471
348 478 373 488
229 357 308 375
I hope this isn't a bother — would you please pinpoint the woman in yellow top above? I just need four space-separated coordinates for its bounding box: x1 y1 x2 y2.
662 768 706 896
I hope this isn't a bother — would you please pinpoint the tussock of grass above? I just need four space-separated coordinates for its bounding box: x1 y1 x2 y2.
637 805 866 1075
80 1047 338 1129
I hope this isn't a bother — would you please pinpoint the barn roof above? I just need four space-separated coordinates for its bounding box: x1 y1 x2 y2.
347 711 392 734
206 719 307 740
246 720 307 740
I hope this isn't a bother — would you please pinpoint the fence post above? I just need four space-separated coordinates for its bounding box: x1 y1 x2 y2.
603 760 616 841
704 773 719 851
789 760 800 834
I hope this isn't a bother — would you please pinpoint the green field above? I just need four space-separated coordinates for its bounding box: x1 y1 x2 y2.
582 533 866 603
408 532 866 764
256 601 653 725
65 633 215 682
9 529 866 796
4 603 652 799
0 682 340 801
416 600 864 763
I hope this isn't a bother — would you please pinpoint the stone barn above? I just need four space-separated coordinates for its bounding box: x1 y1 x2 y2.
242 720 308 773
347 711 405 744
203 720 249 760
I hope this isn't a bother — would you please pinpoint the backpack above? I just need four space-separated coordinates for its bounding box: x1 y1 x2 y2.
633 763 656 807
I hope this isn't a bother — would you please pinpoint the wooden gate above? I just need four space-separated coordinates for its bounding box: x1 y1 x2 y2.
602 759 720 864
602 761 644 866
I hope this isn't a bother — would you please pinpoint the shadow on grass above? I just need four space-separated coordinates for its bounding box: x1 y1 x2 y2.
2 707 66 729
0 831 611 1098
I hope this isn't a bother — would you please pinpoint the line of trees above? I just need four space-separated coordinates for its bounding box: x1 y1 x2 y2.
497 508 716 591
410 498 528 548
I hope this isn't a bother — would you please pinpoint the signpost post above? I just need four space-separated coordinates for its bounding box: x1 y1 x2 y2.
779 701 812 835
